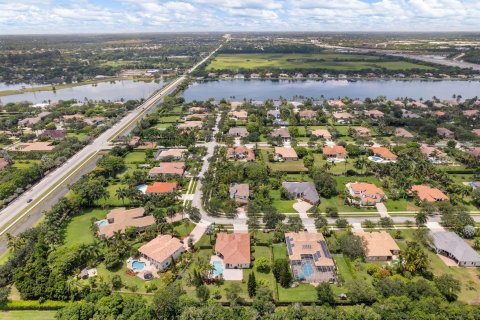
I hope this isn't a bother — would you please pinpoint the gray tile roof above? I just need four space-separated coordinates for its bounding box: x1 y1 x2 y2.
430 231 480 263
282 182 319 204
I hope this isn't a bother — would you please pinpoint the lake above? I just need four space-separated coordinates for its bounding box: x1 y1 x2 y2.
183 79 480 101
0 80 165 104
0 82 44 91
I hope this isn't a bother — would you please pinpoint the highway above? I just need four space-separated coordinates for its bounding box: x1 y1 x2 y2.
0 42 222 239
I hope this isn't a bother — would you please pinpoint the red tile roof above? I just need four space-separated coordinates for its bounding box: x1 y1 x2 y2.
146 182 178 194
215 233 251 265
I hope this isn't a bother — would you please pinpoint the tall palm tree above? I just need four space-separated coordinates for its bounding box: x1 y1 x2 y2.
116 187 129 205
415 210 428 227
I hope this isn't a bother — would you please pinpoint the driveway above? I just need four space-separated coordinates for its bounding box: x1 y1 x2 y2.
375 202 389 217
294 200 316 232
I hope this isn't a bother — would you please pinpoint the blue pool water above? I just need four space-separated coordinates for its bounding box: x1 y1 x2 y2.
132 261 146 271
212 261 224 276
298 262 314 279
97 219 109 227
370 156 383 162
136 184 147 193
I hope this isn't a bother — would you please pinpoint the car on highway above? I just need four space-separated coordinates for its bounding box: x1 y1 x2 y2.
27 198 33 203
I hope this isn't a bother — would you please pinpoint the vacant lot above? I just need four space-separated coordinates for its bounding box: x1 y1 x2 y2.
207 53 435 72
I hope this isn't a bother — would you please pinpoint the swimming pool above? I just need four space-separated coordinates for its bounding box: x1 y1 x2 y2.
132 260 146 271
212 261 224 276
297 261 314 279
135 184 147 194
369 156 384 163
97 219 109 227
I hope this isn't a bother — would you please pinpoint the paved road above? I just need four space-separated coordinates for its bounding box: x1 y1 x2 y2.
0 43 223 239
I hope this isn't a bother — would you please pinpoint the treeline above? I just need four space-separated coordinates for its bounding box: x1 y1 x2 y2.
220 43 323 54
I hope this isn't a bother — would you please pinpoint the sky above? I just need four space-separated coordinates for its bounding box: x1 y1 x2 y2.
1 0 480 34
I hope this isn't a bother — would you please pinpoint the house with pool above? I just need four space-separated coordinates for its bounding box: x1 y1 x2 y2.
212 233 251 280
285 232 336 284
369 147 397 163
137 235 185 271
97 207 155 238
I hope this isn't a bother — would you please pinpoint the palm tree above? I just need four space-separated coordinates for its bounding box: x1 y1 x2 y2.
116 187 129 205
415 210 428 227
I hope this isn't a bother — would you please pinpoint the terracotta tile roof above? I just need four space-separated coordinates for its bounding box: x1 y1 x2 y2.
146 182 177 194
468 147 480 158
156 149 186 159
13 142 54 152
333 112 353 119
463 109 479 117
275 147 298 160
347 182 385 204
299 110 316 118
473 129 480 136
63 114 84 120
178 121 203 129
185 113 208 120
353 231 400 258
139 235 184 265
312 129 331 139
149 162 185 175
227 146 255 161
231 110 248 120
137 141 157 149
98 207 155 238
271 127 290 138
366 110 384 117
285 232 334 267
433 111 446 117
420 144 447 158
437 127 454 137
411 185 449 202
215 233 251 265
370 147 397 160
352 127 370 135
189 106 207 113
323 145 347 158
395 128 414 138
328 100 345 108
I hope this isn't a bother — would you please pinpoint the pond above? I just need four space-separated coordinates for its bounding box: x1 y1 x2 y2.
183 79 480 101
0 80 165 104
0 82 45 91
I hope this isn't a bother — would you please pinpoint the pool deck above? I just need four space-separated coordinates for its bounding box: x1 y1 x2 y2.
127 257 158 279
210 255 243 281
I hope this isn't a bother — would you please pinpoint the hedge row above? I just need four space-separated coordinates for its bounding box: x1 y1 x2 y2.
1 300 71 310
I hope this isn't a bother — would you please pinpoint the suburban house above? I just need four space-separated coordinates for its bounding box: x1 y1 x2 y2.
282 182 320 204
84 116 105 126
433 111 446 118
146 182 178 195
430 231 480 267
408 101 428 108
63 114 84 121
420 144 448 162
333 112 353 124
40 129 67 141
97 208 155 238
129 136 140 147
353 231 400 262
351 127 370 136
285 232 336 283
346 182 386 206
274 147 298 161
410 185 449 202
230 110 248 121
0 158 11 170
227 146 255 162
401 109 420 119
328 100 346 108
437 127 454 139
148 162 185 176
311 129 332 140
229 183 250 204
395 128 414 138
178 121 203 130
138 235 186 270
270 127 291 143
267 110 281 120
137 141 157 149
11 142 54 152
323 145 347 159
185 113 208 121
230 101 243 109
463 109 479 117
215 233 251 269
18 112 51 127
366 110 384 118
155 149 186 160
468 147 480 158
299 110 316 120
370 147 397 161
189 106 207 113
228 127 249 137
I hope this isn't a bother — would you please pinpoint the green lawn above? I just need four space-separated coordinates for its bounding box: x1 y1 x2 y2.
124 151 146 163
277 283 317 302
390 229 480 304
319 196 376 213
173 220 195 238
207 53 434 72
96 263 162 294
0 311 57 320
0 250 11 266
385 198 418 212
63 208 107 247
158 115 181 123
268 161 308 173
333 254 355 282
270 189 297 213
11 160 41 169
272 243 288 261
98 184 131 206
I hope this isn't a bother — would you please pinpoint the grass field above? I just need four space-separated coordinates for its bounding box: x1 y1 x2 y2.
207 53 434 72
124 151 146 163
62 208 107 247
0 311 56 320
